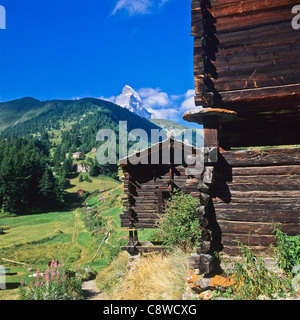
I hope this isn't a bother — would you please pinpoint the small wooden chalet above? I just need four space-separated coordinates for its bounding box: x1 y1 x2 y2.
77 189 85 196
72 152 85 159
119 138 218 254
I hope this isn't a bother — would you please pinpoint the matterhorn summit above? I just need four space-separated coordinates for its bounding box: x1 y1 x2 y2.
115 85 152 119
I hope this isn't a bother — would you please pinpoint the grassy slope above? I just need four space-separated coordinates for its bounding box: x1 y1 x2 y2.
0 97 51 132
67 174 120 193
0 175 125 300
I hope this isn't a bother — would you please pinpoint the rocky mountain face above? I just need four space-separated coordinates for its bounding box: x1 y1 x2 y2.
116 85 152 120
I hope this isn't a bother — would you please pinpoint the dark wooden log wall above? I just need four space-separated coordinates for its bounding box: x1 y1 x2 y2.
120 163 198 229
192 0 300 100
182 148 300 255
192 0 300 148
213 148 300 255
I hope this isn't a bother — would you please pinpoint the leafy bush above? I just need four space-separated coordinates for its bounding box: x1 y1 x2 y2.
74 265 98 281
85 209 105 236
19 260 84 300
226 242 292 300
84 175 92 183
273 225 300 273
158 189 199 251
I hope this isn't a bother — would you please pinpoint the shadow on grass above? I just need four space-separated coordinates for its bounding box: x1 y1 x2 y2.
63 192 85 209
5 282 20 290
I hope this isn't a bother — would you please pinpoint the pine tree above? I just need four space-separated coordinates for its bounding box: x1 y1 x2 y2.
84 175 92 183
58 169 69 190
39 168 57 201
62 153 74 176
89 160 98 177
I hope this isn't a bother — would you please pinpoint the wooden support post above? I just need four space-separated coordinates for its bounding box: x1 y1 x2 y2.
183 108 238 275
128 230 134 247
157 191 163 214
204 125 219 149
133 230 140 246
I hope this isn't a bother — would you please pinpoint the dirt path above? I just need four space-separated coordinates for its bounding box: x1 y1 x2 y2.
82 280 109 300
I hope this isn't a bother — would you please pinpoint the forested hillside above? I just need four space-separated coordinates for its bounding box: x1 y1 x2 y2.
0 97 51 132
1 97 159 151
0 97 162 214
0 136 62 214
1 97 162 175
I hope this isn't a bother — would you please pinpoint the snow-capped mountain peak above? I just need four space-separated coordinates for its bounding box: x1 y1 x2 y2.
115 85 152 119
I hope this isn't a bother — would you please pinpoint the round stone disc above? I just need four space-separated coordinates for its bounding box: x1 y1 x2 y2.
183 108 237 125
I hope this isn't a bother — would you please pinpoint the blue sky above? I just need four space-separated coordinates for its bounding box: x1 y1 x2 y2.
0 0 197 124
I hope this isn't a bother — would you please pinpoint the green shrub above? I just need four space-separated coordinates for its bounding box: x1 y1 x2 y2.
85 209 105 236
74 265 98 281
273 225 300 273
158 189 199 251
84 175 92 183
227 241 292 300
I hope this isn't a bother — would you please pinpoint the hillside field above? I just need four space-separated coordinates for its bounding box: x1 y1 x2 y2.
0 175 130 300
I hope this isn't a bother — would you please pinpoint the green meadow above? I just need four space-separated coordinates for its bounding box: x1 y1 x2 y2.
0 175 130 300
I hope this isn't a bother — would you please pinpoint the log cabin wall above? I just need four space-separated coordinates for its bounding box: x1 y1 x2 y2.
120 140 202 231
213 148 300 255
189 0 300 256
192 0 300 148
120 164 172 229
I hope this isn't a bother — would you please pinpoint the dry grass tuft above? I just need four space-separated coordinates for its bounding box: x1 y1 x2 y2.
110 248 190 300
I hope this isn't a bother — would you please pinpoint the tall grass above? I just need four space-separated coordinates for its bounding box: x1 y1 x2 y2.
107 248 190 300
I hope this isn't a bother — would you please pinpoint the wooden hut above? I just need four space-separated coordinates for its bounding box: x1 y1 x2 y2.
119 138 218 254
184 0 300 260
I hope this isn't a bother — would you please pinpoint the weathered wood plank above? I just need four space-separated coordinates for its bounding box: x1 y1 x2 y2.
121 222 158 229
216 165 300 177
215 207 299 223
220 148 300 167
216 175 300 192
218 220 299 235
214 196 300 205
221 233 275 247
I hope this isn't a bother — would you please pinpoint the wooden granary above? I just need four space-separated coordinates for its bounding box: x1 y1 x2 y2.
119 138 218 254
185 0 300 266
120 0 300 270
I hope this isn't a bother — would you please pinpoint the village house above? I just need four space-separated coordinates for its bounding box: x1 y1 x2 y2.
72 152 85 160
